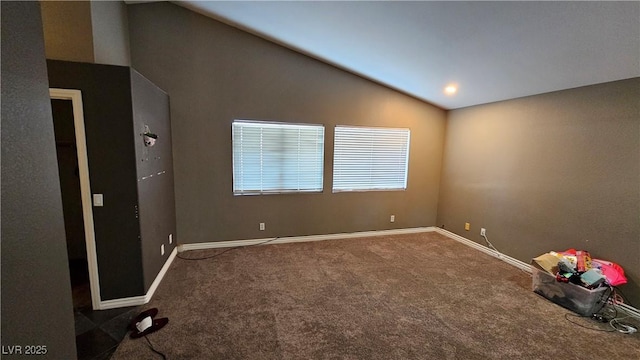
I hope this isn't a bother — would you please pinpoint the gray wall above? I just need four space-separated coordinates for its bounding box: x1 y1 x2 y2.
131 70 177 290
47 60 145 300
47 61 177 297
438 78 640 305
1 2 77 359
40 0 131 66
91 0 131 66
40 0 94 63
127 2 446 244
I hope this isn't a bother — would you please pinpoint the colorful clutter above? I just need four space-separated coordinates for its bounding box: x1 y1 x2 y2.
533 249 627 289
559 249 627 287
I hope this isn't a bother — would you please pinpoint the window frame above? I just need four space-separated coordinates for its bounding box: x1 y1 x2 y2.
332 125 411 193
232 119 325 196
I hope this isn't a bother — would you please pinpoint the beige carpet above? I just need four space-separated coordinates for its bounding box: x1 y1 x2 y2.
112 232 640 359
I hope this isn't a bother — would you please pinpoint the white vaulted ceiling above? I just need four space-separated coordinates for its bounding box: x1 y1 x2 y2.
170 1 639 109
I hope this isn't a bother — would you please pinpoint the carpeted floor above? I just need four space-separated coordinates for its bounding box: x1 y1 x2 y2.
112 232 639 359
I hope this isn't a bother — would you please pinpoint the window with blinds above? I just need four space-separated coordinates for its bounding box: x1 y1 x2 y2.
232 120 325 195
332 125 410 192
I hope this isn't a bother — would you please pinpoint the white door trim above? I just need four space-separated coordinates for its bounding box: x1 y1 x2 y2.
50 88 102 310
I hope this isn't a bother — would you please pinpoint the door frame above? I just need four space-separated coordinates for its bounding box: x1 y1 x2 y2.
50 88 102 310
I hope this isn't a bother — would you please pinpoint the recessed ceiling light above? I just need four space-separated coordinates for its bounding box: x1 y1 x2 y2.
444 85 458 95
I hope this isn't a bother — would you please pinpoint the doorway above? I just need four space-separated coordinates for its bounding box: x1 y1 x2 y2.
49 89 101 310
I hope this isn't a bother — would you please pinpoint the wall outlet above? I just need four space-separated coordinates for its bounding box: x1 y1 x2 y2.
390 215 395 223
259 222 265 231
480 228 486 236
93 194 104 207
161 244 165 256
169 234 173 244
464 222 470 231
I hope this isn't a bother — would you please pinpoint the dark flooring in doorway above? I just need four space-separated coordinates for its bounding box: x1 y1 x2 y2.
71 259 140 360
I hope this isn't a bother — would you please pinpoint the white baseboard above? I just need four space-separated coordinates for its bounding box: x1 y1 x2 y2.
617 303 640 320
97 246 177 310
434 228 532 273
178 227 436 252
99 295 147 310
145 246 178 302
161 227 640 320
434 228 640 320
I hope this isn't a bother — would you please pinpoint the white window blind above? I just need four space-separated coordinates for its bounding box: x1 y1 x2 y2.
333 125 410 192
232 120 324 195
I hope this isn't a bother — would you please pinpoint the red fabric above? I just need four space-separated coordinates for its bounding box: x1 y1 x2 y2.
591 259 627 286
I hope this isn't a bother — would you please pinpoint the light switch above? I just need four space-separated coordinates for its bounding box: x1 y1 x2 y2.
93 194 104 207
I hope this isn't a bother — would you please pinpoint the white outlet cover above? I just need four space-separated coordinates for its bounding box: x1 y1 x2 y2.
93 194 104 207
161 244 165 256
169 234 173 244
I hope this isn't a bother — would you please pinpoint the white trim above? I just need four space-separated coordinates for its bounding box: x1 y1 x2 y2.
144 246 178 303
178 227 435 252
50 89 103 310
617 303 640 320
434 228 640 320
176 226 640 320
97 246 177 310
98 295 147 310
434 228 532 273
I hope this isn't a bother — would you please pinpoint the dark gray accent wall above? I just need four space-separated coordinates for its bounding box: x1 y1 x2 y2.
52 99 87 261
438 79 640 305
47 60 145 300
131 70 177 290
46 60 177 298
1 2 77 359
127 2 446 244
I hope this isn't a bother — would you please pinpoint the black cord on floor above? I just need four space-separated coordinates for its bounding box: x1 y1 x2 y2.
176 237 279 261
563 313 616 332
145 335 167 359
561 285 640 334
